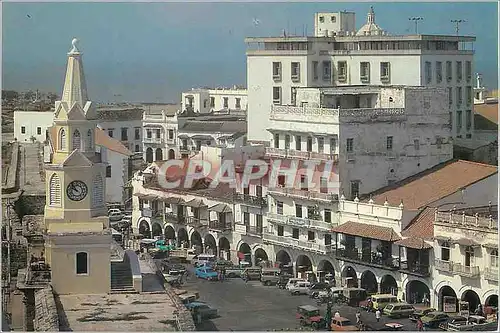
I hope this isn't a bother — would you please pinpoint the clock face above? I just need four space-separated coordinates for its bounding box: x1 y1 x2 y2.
66 180 88 201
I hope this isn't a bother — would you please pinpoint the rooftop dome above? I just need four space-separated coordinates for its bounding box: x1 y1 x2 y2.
356 6 385 36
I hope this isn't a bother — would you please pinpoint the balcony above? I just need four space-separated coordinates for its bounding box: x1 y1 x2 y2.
185 216 208 228
335 248 400 271
434 259 453 273
208 221 232 233
452 263 480 278
262 232 335 254
484 267 498 282
233 193 267 207
267 213 335 231
267 186 339 202
143 137 164 144
399 261 431 277
164 212 186 224
265 147 339 162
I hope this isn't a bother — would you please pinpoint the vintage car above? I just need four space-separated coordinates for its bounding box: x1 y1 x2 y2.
295 305 325 330
409 307 437 321
383 303 415 318
290 281 312 295
185 302 218 323
438 315 468 330
331 316 358 331
195 267 219 281
307 282 330 298
421 311 450 328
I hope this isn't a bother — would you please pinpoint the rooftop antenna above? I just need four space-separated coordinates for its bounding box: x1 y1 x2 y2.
451 19 466 35
409 17 424 34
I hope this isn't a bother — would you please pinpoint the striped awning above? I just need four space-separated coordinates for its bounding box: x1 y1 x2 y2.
209 203 232 213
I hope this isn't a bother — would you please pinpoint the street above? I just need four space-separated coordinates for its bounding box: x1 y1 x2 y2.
179 265 418 331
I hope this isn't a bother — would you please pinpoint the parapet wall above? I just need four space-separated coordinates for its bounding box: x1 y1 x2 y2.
34 287 59 331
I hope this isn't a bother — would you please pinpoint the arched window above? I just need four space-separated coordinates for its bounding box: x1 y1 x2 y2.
49 174 62 206
92 174 103 207
491 250 498 268
72 130 81 151
86 129 93 151
76 252 88 274
59 129 66 151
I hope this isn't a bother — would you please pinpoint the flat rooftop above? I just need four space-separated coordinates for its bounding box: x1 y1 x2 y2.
58 292 178 331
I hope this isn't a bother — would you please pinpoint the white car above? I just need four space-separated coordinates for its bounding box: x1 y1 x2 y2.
289 281 311 295
285 278 308 291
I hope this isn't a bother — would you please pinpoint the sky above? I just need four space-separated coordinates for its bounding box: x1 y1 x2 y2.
2 1 498 103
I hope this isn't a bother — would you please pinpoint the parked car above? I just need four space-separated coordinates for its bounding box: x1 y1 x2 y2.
186 249 198 263
195 267 219 281
213 259 234 270
421 311 450 328
285 278 307 291
447 315 490 331
179 293 200 305
438 315 468 330
162 263 186 275
370 294 399 311
383 303 415 318
242 267 262 281
193 254 217 267
296 305 325 330
290 281 312 295
331 317 358 331
185 302 218 323
409 307 437 322
261 268 282 286
308 282 330 298
224 264 249 278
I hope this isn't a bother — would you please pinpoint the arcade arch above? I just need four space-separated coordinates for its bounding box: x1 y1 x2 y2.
406 280 430 305
360 270 378 294
218 237 231 260
462 290 481 311
177 228 189 248
204 234 217 255
164 225 176 240
138 220 150 238
254 248 269 266
238 243 252 264
380 275 398 295
341 266 358 288
317 260 335 284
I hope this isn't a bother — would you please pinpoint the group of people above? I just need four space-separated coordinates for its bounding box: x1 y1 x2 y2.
216 267 226 282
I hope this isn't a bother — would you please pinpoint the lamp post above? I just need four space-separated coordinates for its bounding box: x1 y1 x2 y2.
409 17 424 34
451 19 466 35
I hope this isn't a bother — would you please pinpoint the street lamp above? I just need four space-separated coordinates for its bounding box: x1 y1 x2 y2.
451 19 466 35
409 17 424 34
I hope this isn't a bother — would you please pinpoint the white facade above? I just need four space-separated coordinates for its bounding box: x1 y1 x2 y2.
98 144 132 204
246 8 475 142
142 106 180 163
98 118 143 153
181 87 248 115
314 11 356 37
13 111 54 142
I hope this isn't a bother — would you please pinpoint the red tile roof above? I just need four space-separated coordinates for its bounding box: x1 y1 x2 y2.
401 207 435 239
394 237 433 249
331 221 401 242
371 160 497 210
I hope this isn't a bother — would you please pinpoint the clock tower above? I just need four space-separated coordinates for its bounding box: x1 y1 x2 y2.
44 39 111 294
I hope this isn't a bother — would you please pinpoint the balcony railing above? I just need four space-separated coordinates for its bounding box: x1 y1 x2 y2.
452 263 480 278
185 216 208 227
262 232 335 254
435 211 497 230
233 193 268 207
265 147 339 162
164 212 186 224
399 261 431 277
143 137 164 144
267 186 339 202
335 248 399 270
267 213 335 231
434 259 453 273
246 225 263 236
484 267 498 281
208 221 232 232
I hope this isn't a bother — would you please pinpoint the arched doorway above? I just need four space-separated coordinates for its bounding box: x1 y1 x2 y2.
342 266 358 287
146 147 153 163
437 285 457 312
190 230 203 252
155 148 163 161
380 275 398 296
168 149 175 160
152 222 162 238
204 234 217 255
238 243 252 264
317 260 335 285
296 255 314 281
138 220 151 238
254 248 269 267
164 225 176 242
462 290 481 311
406 280 430 305
276 250 293 274
177 228 189 248
218 237 231 260
360 270 378 294
485 295 498 308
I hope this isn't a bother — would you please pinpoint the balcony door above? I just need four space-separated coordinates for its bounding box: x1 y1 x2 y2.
177 205 184 218
361 238 371 262
193 208 200 220
464 246 474 267
219 213 226 228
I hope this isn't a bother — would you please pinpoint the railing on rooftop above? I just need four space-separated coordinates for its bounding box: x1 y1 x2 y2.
267 213 335 230
233 193 267 207
399 261 431 277
265 147 339 162
267 186 339 202
335 248 399 270
435 211 497 229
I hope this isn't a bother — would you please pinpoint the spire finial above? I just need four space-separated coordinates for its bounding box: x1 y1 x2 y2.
69 38 80 54
368 6 375 24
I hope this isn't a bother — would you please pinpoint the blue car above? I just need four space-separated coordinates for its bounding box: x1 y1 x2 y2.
195 267 219 280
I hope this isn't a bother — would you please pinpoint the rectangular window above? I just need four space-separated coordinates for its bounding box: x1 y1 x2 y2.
456 61 462 82
465 61 472 82
235 98 241 109
135 128 140 140
449 112 453 127
291 87 297 106
154 129 160 139
210 97 215 108
295 204 302 218
295 136 301 150
108 130 114 138
337 61 347 82
291 62 300 82
256 185 263 197
168 130 174 139
243 212 250 225
319 16 324 23
273 87 281 105
436 61 443 83
146 130 152 139
325 233 332 245
292 228 299 239
306 136 313 152
139 199 144 210
278 175 286 187
346 138 354 153
76 252 88 275
37 127 41 135
243 186 250 196
121 128 128 141
457 110 463 131
414 139 420 150
135 145 140 152
322 61 331 81
223 97 229 108
350 181 360 200
330 137 337 153
448 87 453 107
312 61 319 80
317 137 324 153
466 86 472 106
457 87 463 106
196 140 201 151
106 165 112 178
320 177 328 193
324 209 331 223
425 61 432 84
273 62 282 81
277 225 284 236
203 99 207 108
307 206 315 219
300 175 308 191
380 62 390 83
466 110 472 130
274 133 280 148
285 135 290 149
256 214 263 231
386 136 393 151
181 139 188 149
441 243 450 261
21 126 26 134
360 62 370 83
277 201 283 215
446 61 452 82
308 231 315 241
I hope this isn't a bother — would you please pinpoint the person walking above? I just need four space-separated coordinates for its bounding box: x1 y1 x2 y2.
416 318 424 331
356 310 361 325
334 311 340 318
375 309 381 322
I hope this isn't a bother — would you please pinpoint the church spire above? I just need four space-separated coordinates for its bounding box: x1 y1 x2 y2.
367 6 375 24
61 38 89 108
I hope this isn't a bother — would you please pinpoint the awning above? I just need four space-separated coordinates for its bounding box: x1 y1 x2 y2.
185 198 207 208
160 196 185 205
394 237 433 250
331 221 401 242
134 193 158 201
177 134 190 138
482 243 498 249
209 203 232 213
433 236 452 243
454 238 480 247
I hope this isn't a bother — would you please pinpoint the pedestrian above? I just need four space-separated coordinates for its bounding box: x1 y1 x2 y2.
366 299 372 312
356 310 361 325
375 309 381 322
334 311 340 318
416 318 423 331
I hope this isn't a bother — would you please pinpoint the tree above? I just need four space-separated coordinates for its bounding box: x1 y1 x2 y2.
2 90 19 101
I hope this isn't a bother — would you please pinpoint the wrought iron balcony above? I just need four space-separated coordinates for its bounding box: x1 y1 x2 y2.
335 248 399 271
262 232 334 254
265 147 339 163
164 212 186 224
452 263 480 278
434 259 453 273
233 193 268 207
267 213 335 231
399 261 431 277
208 220 232 233
185 216 208 227
484 267 498 282
267 187 338 202
143 137 164 144
246 225 263 237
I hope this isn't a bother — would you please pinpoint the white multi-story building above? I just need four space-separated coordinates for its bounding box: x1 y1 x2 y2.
142 104 180 162
13 111 54 142
96 107 144 154
181 87 247 115
246 7 475 142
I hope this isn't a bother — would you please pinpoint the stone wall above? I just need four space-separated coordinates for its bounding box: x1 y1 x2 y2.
3 142 20 193
33 287 59 331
